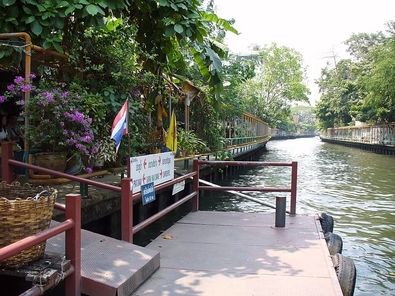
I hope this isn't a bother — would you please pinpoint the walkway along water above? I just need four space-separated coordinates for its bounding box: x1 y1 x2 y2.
320 123 395 155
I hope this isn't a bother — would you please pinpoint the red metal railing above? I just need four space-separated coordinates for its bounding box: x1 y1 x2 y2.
129 159 297 240
1 142 297 295
0 194 81 296
130 172 197 237
194 160 298 214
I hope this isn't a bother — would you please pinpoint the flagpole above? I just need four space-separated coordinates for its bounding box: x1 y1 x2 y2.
173 111 175 153
126 99 131 178
111 99 130 178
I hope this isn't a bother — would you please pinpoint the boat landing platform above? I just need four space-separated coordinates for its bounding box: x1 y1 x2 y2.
46 222 160 296
132 211 342 296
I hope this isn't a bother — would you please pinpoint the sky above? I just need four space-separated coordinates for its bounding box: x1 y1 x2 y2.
213 0 395 105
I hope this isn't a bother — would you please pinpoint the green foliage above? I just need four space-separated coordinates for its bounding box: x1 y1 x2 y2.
94 126 117 163
276 117 296 133
255 44 310 103
128 0 238 95
315 59 356 128
299 122 317 134
0 0 128 56
178 129 208 156
356 40 395 122
0 0 237 97
189 98 222 151
291 106 317 133
236 43 310 128
214 149 233 161
344 32 387 62
220 55 256 120
316 28 395 128
314 98 334 130
68 83 106 135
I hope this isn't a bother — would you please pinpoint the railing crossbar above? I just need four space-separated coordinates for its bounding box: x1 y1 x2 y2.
198 178 279 212
195 159 297 215
129 159 297 238
133 191 197 234
0 219 74 261
199 186 291 192
132 172 196 200
7 158 121 192
198 160 293 166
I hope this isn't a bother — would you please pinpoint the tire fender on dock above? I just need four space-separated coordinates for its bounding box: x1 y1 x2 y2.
325 232 343 255
331 253 357 296
319 212 334 233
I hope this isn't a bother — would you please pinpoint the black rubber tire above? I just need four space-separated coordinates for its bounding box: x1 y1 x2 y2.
319 213 334 233
325 232 343 255
332 253 357 296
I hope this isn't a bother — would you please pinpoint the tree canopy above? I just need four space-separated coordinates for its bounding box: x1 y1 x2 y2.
316 26 395 129
0 0 243 156
0 0 237 95
237 44 310 127
1 0 320 151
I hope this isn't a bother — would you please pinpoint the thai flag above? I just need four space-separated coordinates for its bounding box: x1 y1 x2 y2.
111 100 128 154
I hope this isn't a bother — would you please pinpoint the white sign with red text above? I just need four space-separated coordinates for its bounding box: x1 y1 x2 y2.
129 152 174 193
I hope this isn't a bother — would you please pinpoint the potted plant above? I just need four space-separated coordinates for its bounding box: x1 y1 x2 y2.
178 129 208 156
1 74 101 173
94 136 117 168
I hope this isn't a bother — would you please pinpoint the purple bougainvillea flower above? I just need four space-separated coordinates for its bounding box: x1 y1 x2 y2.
7 84 15 92
1 76 98 158
14 76 24 84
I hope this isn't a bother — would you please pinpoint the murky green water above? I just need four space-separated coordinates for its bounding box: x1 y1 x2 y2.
200 137 395 296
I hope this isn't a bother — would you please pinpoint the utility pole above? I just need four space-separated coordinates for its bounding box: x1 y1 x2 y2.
321 46 339 71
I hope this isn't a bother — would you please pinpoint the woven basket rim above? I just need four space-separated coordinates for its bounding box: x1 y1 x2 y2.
0 181 57 268
0 181 57 200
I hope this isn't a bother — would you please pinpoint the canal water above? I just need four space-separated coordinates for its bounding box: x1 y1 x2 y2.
199 137 395 296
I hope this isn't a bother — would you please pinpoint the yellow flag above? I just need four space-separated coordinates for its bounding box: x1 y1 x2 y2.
166 110 177 152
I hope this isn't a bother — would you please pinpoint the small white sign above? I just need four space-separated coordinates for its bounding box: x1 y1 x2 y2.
172 180 185 195
129 152 174 193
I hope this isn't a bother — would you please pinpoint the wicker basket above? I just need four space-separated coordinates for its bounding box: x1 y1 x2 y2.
0 181 57 269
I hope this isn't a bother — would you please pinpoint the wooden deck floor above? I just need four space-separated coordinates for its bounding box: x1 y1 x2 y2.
132 211 342 296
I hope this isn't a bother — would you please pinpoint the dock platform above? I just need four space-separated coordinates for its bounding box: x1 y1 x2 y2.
132 211 342 296
46 222 160 296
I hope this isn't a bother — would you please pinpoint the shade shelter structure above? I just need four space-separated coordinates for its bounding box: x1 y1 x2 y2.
167 73 205 133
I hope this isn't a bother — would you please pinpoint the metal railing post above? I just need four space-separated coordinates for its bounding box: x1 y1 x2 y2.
65 194 81 296
192 159 199 212
275 196 286 227
290 161 297 215
121 178 133 243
